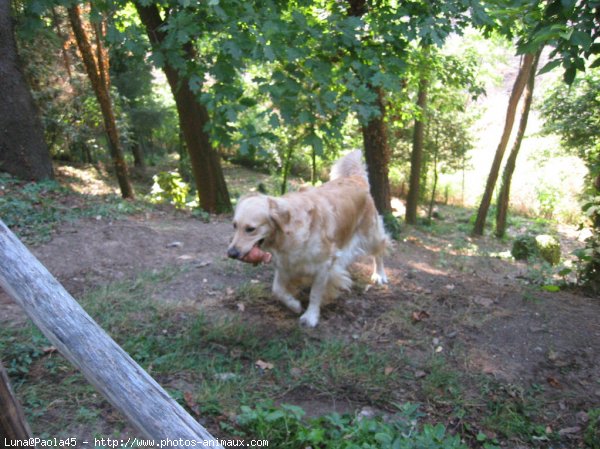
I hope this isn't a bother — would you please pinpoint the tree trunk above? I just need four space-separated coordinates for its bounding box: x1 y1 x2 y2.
135 3 231 213
281 144 294 195
362 87 392 214
131 142 146 170
405 73 429 224
428 130 440 222
67 5 134 198
472 53 535 236
495 51 541 238
0 0 54 181
347 0 391 214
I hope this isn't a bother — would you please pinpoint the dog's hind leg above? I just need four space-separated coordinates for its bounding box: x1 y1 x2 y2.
368 216 388 285
272 270 303 314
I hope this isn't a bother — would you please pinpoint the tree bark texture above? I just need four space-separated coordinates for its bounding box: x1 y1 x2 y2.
472 53 535 236
405 74 429 225
362 87 392 214
67 5 134 199
0 0 54 181
0 219 223 448
0 361 33 441
495 51 541 238
135 3 231 213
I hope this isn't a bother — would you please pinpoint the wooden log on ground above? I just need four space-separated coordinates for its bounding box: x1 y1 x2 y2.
0 220 223 448
0 361 34 441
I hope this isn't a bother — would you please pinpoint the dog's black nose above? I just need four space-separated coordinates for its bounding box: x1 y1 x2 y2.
227 247 240 259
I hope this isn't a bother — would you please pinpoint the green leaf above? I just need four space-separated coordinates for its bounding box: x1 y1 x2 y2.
558 268 572 277
564 66 577 84
569 30 592 51
538 59 562 75
541 285 560 292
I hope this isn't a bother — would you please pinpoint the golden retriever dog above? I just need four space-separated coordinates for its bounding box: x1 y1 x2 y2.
227 150 388 327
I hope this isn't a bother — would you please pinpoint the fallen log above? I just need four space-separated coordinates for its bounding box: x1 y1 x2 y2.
0 219 223 448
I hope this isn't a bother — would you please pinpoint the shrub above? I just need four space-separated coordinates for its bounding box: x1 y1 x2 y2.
535 235 561 265
511 234 561 265
150 171 191 208
383 212 402 241
512 235 537 261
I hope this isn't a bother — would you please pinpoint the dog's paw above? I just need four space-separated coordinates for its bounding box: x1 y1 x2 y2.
299 311 319 328
280 297 303 314
371 272 388 285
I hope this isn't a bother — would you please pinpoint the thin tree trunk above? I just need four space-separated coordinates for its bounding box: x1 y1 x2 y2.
428 130 440 222
495 51 541 238
472 53 535 236
93 18 110 92
135 3 231 213
281 143 294 195
406 73 429 224
428 154 439 222
131 142 146 170
67 5 134 198
0 0 54 181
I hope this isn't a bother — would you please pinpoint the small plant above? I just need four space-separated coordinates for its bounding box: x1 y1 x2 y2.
482 384 547 442
535 235 561 265
422 356 463 403
535 183 561 219
236 402 467 449
0 331 49 380
150 171 191 208
574 195 600 294
584 408 600 449
383 212 402 241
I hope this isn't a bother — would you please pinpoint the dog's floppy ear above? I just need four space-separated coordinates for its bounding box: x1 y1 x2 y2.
268 198 290 230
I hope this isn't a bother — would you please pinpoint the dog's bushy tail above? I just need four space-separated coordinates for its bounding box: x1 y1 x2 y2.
330 150 368 181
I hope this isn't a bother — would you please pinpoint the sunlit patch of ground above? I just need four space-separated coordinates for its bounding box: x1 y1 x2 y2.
55 164 118 196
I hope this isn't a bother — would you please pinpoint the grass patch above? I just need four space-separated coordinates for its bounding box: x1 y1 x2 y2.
421 355 463 405
480 380 548 443
0 173 152 244
1 268 409 436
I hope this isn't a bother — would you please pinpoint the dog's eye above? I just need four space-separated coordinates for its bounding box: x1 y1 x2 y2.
245 226 256 233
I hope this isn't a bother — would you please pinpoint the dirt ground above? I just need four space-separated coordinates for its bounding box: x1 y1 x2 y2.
1 209 599 446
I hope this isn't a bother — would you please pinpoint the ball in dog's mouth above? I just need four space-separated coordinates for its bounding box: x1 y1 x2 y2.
240 240 272 265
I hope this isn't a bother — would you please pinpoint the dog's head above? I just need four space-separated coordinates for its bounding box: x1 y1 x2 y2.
227 193 289 261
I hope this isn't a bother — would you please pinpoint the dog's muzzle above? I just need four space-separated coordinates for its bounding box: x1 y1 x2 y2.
227 247 240 259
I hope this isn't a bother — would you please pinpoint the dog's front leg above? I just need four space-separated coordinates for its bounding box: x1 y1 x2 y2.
371 255 388 284
272 270 303 314
299 270 329 328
